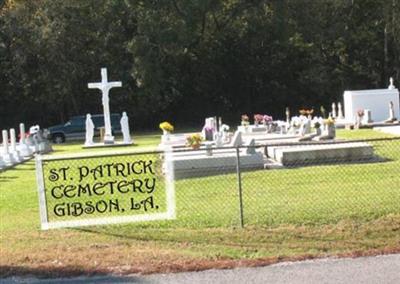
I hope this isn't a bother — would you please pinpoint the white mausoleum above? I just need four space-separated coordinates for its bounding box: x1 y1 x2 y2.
343 79 399 123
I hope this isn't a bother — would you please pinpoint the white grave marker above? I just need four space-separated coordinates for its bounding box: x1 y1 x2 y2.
18 123 33 157
88 68 122 144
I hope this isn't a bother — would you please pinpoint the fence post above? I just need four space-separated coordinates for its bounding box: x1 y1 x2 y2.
235 147 244 228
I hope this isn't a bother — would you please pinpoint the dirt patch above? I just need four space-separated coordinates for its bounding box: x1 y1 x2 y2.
1 247 399 279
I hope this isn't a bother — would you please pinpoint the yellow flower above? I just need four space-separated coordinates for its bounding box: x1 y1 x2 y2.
324 117 335 126
186 133 203 147
159 121 174 132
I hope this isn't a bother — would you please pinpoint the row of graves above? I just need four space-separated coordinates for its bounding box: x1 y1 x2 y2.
0 124 52 171
160 78 399 179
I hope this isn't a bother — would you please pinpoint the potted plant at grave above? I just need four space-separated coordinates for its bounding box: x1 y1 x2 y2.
324 117 335 138
241 114 249 126
253 114 264 126
159 121 174 142
186 133 203 149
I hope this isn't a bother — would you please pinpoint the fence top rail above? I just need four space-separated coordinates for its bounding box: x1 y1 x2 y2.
38 149 167 161
38 136 400 161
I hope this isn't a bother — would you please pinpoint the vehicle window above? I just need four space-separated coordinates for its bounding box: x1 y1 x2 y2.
71 118 84 125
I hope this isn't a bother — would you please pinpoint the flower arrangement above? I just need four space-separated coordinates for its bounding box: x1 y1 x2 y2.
357 109 365 117
263 115 273 124
186 133 203 149
254 114 264 124
299 109 314 116
241 114 249 126
324 117 335 126
159 121 174 132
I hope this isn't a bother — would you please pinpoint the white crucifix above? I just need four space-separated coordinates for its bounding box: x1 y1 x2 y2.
88 68 122 144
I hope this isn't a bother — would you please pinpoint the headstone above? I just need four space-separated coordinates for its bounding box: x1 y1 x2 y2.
38 129 52 153
362 109 373 124
120 111 132 144
337 102 344 119
331 102 337 118
300 118 311 136
88 68 122 144
221 124 230 143
29 125 40 135
2 130 15 165
229 131 242 147
203 118 215 141
18 123 33 157
327 124 336 138
205 143 213 156
9 129 22 162
215 132 223 147
32 133 40 153
85 114 95 146
246 139 256 155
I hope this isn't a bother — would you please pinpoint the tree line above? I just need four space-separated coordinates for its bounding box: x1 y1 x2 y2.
0 0 399 131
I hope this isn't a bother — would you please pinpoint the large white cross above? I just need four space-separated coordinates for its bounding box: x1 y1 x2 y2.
88 68 122 144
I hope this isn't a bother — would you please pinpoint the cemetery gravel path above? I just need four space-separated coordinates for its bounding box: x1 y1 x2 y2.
3 254 400 283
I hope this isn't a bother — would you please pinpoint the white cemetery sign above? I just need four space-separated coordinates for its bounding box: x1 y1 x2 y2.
88 68 122 144
35 150 175 230
343 88 399 123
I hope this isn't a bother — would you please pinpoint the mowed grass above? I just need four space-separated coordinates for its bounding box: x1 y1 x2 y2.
0 129 400 277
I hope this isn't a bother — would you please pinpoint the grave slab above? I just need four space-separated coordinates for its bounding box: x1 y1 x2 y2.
169 149 264 179
266 142 374 166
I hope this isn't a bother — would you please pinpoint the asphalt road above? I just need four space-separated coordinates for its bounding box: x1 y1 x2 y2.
4 254 400 284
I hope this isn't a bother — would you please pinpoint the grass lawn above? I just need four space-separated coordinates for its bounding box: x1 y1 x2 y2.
1 129 399 277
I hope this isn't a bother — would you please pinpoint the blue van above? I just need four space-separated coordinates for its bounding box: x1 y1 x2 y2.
46 113 122 143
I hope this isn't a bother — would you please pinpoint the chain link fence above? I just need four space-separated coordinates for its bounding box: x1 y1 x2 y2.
38 137 400 229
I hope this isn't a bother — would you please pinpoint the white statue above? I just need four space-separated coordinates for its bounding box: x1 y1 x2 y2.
120 112 132 144
9 128 22 162
331 102 337 118
85 114 95 146
388 77 395 90
88 68 122 144
18 123 33 157
337 102 344 119
386 101 396 122
2 130 15 165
